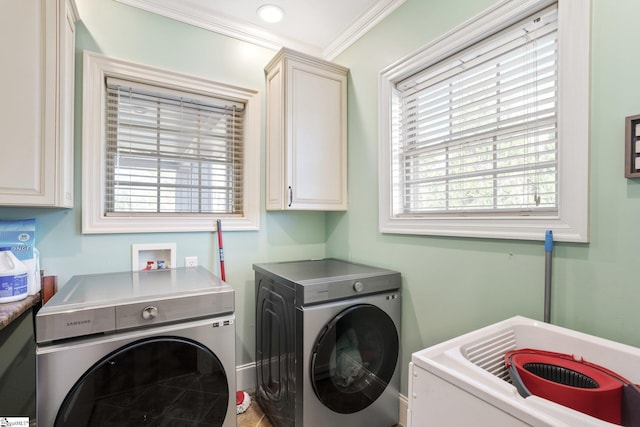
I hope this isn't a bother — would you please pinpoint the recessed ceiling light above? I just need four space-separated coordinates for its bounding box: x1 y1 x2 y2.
257 4 284 23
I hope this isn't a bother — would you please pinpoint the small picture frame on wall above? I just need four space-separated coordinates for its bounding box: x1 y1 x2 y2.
625 114 640 178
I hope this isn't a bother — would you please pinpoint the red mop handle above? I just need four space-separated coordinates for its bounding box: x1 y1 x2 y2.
216 219 226 281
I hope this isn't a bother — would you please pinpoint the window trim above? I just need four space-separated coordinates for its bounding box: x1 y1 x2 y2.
82 51 260 233
378 0 589 242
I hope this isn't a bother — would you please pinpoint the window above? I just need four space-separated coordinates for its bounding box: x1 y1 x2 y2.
82 51 260 233
105 79 245 216
379 0 589 242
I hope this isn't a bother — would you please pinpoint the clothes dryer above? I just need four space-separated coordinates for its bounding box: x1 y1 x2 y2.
254 258 401 427
36 267 236 427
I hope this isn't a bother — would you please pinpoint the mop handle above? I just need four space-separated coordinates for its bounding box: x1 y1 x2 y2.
544 230 553 323
217 219 226 282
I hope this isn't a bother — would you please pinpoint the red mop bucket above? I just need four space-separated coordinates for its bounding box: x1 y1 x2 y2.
505 349 628 425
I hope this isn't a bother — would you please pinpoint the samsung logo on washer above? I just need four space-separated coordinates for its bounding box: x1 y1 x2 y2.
67 319 91 327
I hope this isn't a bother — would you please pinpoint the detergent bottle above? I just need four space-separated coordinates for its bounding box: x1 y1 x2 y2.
0 247 28 303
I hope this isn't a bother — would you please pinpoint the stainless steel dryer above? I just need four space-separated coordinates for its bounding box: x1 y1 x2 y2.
36 266 236 427
254 258 401 427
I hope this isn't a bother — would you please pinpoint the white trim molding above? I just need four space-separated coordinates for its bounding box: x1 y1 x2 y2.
236 362 256 393
399 392 408 427
378 0 590 242
323 0 406 60
114 0 405 60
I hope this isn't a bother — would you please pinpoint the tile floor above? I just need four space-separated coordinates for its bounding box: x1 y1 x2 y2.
236 395 402 427
237 394 272 427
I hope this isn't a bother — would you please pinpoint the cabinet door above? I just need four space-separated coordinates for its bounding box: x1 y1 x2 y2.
287 60 347 210
0 0 55 205
0 309 36 419
265 61 286 210
0 0 75 207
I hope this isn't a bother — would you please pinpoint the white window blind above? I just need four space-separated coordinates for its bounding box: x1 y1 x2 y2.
393 5 558 217
105 78 245 215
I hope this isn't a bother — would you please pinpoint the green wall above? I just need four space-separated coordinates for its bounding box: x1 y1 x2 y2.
2 0 638 398
0 0 328 366
329 0 640 394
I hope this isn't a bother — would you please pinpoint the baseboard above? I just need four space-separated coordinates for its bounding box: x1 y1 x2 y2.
236 362 256 393
236 362 408 426
399 392 408 427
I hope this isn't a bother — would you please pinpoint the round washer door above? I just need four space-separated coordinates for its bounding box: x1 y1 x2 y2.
55 337 229 426
311 304 399 414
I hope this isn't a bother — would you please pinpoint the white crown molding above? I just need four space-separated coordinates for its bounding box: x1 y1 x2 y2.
113 0 405 60
324 0 406 60
114 0 321 56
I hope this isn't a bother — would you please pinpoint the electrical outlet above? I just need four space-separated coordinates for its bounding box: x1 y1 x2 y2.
185 256 198 267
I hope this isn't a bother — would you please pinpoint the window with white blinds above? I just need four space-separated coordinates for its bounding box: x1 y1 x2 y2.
105 78 245 216
82 51 260 234
394 5 558 216
379 0 590 242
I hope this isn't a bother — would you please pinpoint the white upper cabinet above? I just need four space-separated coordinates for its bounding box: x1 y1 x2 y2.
265 48 348 211
0 0 78 207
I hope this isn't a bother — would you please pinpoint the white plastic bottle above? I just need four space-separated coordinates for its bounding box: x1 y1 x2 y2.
0 247 28 303
28 248 41 296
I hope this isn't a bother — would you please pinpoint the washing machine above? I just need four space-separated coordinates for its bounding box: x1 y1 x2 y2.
35 266 236 427
254 258 401 427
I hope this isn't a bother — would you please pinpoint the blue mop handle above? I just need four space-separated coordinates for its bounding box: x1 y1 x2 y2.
544 230 553 323
545 230 554 253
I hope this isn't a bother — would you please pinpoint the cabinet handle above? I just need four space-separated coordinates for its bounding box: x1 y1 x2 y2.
288 186 292 207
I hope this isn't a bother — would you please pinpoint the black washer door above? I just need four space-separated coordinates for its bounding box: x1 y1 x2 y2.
311 304 399 414
55 337 229 427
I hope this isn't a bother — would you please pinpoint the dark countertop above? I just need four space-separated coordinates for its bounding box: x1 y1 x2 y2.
0 293 40 331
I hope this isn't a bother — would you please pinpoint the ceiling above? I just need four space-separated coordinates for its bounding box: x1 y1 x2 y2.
114 0 406 59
